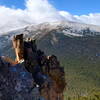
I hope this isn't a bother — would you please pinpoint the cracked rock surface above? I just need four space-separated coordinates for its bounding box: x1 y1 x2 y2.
0 57 44 100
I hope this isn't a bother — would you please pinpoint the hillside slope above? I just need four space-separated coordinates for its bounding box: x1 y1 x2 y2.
0 21 100 96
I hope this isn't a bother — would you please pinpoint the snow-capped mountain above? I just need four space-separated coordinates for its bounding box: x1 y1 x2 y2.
0 21 100 56
0 21 100 95
1 21 100 37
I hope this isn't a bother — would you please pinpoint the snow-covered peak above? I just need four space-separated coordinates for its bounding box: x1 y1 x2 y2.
0 21 100 39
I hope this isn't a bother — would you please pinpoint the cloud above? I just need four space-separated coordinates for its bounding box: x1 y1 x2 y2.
0 0 64 34
74 13 100 25
0 0 100 34
0 6 31 34
59 11 79 22
25 0 63 22
59 11 100 25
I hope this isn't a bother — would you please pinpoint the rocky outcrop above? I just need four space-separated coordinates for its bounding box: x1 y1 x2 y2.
0 57 40 100
0 34 66 100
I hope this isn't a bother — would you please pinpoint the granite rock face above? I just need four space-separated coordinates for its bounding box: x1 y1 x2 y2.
0 57 43 100
0 33 65 100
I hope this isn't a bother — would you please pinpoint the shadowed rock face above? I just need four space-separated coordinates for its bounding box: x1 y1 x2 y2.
0 57 40 100
0 33 66 100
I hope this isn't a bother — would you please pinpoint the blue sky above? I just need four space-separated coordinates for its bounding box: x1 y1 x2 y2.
0 0 100 15
50 0 100 15
0 0 25 9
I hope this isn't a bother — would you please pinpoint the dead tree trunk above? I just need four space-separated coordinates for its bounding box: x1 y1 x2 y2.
12 34 24 63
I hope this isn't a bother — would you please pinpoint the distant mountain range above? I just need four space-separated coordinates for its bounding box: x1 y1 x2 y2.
0 21 100 96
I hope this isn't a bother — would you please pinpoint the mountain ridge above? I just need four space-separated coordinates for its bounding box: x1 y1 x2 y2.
0 21 100 96
1 21 100 37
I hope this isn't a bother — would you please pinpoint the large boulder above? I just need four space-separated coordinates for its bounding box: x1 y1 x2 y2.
0 57 42 100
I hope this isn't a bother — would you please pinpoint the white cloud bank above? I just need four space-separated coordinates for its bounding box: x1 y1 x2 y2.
0 0 100 34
